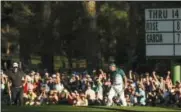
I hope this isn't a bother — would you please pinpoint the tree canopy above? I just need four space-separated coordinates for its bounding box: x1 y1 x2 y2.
1 1 181 73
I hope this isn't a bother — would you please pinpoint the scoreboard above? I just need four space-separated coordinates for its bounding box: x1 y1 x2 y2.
145 8 181 57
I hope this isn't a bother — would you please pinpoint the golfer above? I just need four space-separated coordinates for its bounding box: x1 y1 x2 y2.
7 62 25 106
107 63 127 106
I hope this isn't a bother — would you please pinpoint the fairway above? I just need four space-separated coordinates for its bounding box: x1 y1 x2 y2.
1 105 181 112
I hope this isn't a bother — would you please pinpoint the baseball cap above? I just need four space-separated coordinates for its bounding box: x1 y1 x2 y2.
13 62 18 68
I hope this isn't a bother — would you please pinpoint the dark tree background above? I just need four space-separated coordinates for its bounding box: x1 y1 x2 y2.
1 1 181 74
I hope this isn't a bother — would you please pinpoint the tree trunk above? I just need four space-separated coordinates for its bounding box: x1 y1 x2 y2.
41 54 54 73
6 24 11 55
40 2 54 73
19 28 31 70
67 53 72 73
127 2 138 70
6 41 11 55
83 1 99 71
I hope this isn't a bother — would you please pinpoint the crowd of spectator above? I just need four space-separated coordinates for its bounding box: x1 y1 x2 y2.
1 68 181 107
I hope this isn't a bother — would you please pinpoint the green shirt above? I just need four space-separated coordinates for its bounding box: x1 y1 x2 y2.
110 68 125 85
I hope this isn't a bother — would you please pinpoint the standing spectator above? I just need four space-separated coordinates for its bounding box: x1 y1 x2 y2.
165 71 172 89
159 77 165 91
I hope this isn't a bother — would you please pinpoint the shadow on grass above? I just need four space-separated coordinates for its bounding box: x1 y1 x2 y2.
89 106 136 112
157 106 181 111
89 106 181 112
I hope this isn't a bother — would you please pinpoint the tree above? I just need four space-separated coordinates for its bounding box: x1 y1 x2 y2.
83 1 100 71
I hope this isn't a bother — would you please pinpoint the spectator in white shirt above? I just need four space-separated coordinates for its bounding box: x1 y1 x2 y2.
53 78 64 93
85 85 96 105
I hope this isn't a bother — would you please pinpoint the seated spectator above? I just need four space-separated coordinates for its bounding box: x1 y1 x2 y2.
59 89 69 104
25 89 37 106
1 73 8 100
2 67 180 108
24 77 34 95
147 90 157 106
61 74 70 92
125 94 131 106
94 78 103 105
70 75 81 91
35 72 41 81
30 70 36 83
85 85 96 105
103 78 111 96
45 72 49 80
130 89 137 106
112 96 121 106
33 76 41 94
155 88 164 105
86 75 93 83
53 77 64 93
76 92 88 106
48 77 54 90
135 84 146 106
48 90 59 104
178 88 181 107
67 92 77 105
102 96 108 106
23 81 28 99
35 89 48 105
41 80 50 93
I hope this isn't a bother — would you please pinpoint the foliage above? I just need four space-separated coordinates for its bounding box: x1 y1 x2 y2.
2 1 181 72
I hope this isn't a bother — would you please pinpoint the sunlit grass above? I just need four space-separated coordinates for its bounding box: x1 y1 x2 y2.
1 105 181 112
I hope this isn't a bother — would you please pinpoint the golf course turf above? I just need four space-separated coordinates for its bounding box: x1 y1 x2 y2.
1 105 181 112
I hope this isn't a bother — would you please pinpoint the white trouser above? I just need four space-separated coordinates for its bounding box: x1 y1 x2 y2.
107 84 127 106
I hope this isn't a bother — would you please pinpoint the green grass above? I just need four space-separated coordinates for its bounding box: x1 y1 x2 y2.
1 105 181 112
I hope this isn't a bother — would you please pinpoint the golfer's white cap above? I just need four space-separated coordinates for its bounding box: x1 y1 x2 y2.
109 63 116 67
13 62 18 68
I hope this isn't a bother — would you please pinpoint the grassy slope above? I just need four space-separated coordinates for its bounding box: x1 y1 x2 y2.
1 105 181 112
